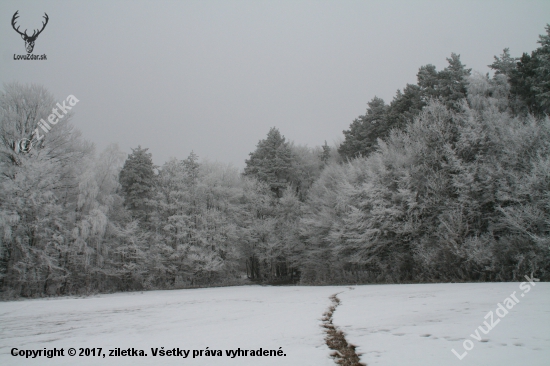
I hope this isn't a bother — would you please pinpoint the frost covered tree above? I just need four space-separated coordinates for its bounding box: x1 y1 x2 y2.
339 54 471 161
302 74 550 283
118 146 156 223
0 83 93 296
244 128 293 198
148 153 244 286
4 26 550 296
319 141 331 165
68 143 127 293
288 143 324 201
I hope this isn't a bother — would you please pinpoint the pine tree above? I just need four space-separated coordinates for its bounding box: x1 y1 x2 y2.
386 84 426 133
244 128 293 198
417 54 472 109
489 48 517 76
437 53 472 109
338 97 388 159
417 64 440 101
319 141 331 165
507 24 550 117
183 151 200 186
118 146 156 222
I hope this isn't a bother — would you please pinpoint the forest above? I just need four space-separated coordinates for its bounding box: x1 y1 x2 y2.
1 26 549 298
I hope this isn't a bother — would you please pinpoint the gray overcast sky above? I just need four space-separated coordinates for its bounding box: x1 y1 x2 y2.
1 0 549 169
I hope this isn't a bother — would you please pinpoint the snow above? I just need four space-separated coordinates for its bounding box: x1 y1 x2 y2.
335 282 550 365
0 286 339 366
1 282 548 365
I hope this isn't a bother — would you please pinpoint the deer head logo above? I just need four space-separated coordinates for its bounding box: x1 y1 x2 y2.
12 11 49 54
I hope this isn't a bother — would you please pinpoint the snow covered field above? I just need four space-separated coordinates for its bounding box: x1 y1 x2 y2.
1 282 548 366
336 282 550 365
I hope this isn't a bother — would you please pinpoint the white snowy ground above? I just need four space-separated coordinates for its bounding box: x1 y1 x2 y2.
0 283 548 366
0 286 339 366
335 282 550 365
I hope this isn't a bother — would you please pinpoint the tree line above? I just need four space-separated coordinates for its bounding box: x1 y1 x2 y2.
1 26 549 297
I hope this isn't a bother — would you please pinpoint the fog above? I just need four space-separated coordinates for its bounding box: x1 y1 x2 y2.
1 0 548 167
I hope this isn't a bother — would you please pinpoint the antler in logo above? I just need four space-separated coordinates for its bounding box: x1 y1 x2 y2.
12 11 49 54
